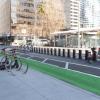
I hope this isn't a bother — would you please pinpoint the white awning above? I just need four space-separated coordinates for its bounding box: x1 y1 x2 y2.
51 27 100 35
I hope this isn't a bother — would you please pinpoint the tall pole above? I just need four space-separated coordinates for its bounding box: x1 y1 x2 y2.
34 0 37 38
9 0 12 45
78 0 80 48
10 0 11 36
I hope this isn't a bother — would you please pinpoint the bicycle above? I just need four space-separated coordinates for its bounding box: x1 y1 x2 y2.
0 48 11 70
9 48 28 74
0 48 28 74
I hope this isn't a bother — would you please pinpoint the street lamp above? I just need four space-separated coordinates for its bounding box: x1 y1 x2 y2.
78 0 80 48
34 0 37 38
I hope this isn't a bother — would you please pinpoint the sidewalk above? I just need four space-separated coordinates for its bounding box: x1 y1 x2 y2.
0 69 100 100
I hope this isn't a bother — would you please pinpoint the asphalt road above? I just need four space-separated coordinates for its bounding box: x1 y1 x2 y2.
17 50 100 77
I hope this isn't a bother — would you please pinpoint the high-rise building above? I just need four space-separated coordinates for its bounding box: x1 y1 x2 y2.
0 0 11 35
80 0 100 28
0 0 65 38
11 0 35 36
63 0 80 30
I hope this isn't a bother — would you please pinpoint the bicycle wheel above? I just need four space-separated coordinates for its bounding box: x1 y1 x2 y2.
0 56 11 70
19 60 28 74
9 57 22 72
0 56 6 70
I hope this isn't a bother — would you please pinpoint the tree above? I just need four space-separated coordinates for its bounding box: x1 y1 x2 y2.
36 0 65 38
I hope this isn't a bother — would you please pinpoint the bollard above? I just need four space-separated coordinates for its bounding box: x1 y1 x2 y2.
85 50 89 60
33 47 35 52
35 47 37 53
40 48 41 53
44 48 46 54
41 48 43 54
37 48 39 53
79 50 82 59
67 49 70 58
39 48 40 53
36 47 38 53
54 48 57 56
50 48 53 55
31 46 33 52
45 48 47 55
35 47 36 53
73 49 76 59
62 49 65 57
58 49 61 56
47 48 49 55
92 51 97 61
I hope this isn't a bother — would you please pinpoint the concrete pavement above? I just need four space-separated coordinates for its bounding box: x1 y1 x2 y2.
0 69 100 100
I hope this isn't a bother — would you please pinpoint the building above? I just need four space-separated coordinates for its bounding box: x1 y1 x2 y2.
80 0 100 47
0 0 11 36
0 0 65 38
80 0 100 28
11 0 35 37
63 0 80 30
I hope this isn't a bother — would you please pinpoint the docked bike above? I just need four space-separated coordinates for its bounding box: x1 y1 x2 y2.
0 48 28 75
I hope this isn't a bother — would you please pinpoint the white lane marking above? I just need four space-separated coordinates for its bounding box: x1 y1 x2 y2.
67 69 100 78
42 58 48 63
69 62 100 70
47 58 66 63
65 62 69 69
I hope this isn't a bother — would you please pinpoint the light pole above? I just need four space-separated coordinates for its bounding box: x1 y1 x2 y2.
78 0 80 48
34 0 37 38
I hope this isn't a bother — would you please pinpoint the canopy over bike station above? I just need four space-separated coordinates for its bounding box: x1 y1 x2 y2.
50 27 100 48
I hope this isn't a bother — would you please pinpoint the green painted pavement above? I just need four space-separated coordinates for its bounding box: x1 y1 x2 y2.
20 57 100 95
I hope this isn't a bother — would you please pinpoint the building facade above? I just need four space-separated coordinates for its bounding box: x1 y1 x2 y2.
63 0 80 30
80 0 100 28
0 0 65 38
0 0 11 35
11 0 35 37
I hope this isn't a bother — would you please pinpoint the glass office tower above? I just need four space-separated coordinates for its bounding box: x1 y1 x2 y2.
80 0 100 28
80 0 100 48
